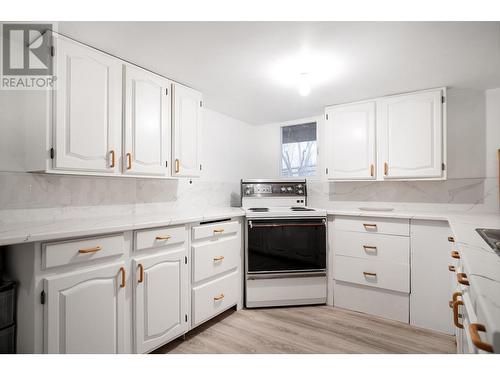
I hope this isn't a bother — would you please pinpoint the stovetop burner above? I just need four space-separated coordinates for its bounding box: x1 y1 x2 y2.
248 207 269 212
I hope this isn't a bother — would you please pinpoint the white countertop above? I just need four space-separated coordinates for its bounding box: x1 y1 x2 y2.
0 207 245 246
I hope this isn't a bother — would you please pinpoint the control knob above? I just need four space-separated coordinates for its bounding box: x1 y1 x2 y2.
298 189 304 195
287 187 293 192
280 186 286 192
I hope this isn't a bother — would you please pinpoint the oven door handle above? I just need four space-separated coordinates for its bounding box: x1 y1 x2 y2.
247 271 327 280
248 219 326 229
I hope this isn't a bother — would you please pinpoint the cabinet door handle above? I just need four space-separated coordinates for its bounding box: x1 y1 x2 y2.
384 162 388 176
449 291 462 308
451 250 460 259
363 245 377 252
469 323 494 353
78 245 102 254
155 235 172 241
138 264 144 283
119 267 126 288
457 272 470 286
363 223 377 230
126 153 132 170
370 164 374 177
448 265 456 272
109 150 115 168
453 300 464 329
213 293 225 301
448 236 455 243
213 228 225 234
213 255 225 262
363 271 377 277
175 158 180 173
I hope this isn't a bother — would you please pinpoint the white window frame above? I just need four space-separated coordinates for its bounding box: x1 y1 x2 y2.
279 122 318 179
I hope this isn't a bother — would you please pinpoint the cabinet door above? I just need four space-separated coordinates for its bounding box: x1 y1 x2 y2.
124 65 171 176
325 102 376 180
53 35 122 173
379 90 443 179
133 248 188 353
172 84 202 177
44 262 126 353
410 220 454 334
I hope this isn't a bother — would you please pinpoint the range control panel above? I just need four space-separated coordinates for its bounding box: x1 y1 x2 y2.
241 180 307 197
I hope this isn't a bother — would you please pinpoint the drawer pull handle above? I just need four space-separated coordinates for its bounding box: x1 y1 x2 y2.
451 250 460 259
126 153 132 170
448 265 456 272
119 267 126 288
453 300 464 329
214 293 225 301
109 150 115 168
362 223 377 230
363 245 377 252
213 229 225 234
175 158 180 173
449 291 462 308
469 323 494 353
457 272 470 286
363 271 377 277
138 264 144 283
213 256 225 262
78 245 102 254
448 236 455 243
155 235 172 241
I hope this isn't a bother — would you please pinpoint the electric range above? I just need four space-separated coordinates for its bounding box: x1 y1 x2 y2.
241 179 327 308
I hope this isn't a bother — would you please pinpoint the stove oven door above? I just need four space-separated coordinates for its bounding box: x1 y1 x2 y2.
246 218 327 274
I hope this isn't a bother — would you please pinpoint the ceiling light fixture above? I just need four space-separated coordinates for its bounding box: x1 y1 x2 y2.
269 48 343 97
298 73 311 96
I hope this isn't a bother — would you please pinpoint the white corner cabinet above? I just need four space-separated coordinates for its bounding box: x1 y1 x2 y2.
25 32 202 179
5 217 243 354
324 88 446 181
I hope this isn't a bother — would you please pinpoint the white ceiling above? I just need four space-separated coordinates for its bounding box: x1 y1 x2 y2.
59 22 500 125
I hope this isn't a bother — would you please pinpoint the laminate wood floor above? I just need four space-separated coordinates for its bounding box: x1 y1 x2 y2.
153 305 456 354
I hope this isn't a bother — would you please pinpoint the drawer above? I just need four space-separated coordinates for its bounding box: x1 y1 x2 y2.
334 255 409 293
42 234 124 269
334 231 409 264
192 220 240 241
192 271 239 326
335 216 409 236
192 236 240 283
334 280 409 323
135 225 186 251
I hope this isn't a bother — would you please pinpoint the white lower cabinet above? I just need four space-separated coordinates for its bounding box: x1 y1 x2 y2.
190 219 242 327
44 262 126 354
133 248 188 353
333 216 410 323
410 219 454 334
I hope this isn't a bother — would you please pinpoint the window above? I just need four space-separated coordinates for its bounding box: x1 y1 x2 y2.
281 122 317 177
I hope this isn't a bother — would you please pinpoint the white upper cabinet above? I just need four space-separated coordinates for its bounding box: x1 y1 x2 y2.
123 65 171 176
44 262 126 354
133 248 188 353
325 101 376 180
53 35 122 174
172 84 203 177
379 89 445 179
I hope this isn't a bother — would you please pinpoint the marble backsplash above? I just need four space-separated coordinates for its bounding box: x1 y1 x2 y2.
0 171 241 211
0 171 498 224
308 177 499 213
